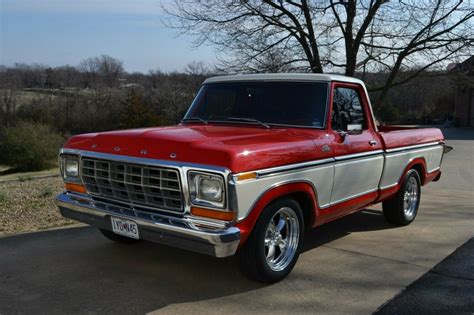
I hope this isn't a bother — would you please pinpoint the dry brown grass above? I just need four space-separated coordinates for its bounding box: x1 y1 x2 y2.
0 177 75 236
0 168 60 182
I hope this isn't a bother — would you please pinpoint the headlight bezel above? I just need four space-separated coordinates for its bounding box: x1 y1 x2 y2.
187 170 227 209
60 154 81 183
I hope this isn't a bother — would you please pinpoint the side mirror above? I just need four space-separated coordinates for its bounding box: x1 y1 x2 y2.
338 124 363 139
347 124 363 135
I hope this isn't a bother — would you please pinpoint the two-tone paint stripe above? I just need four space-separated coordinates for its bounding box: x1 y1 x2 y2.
237 142 442 180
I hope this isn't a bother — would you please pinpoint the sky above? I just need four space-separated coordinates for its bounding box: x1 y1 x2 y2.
0 0 216 73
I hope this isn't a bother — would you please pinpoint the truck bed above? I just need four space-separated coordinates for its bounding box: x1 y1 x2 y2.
378 125 444 150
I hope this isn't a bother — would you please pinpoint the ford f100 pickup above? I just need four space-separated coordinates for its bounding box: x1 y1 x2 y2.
56 74 446 283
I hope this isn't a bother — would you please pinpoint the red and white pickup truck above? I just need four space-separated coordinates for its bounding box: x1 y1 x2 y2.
57 74 447 282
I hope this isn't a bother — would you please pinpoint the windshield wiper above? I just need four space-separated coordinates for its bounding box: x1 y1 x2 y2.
182 116 208 124
224 117 270 129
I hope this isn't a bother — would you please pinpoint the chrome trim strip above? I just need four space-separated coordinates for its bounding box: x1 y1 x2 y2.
385 142 441 153
334 150 384 161
324 188 379 208
379 182 398 190
255 158 334 178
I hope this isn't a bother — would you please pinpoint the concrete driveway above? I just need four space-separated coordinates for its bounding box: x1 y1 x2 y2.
0 128 472 314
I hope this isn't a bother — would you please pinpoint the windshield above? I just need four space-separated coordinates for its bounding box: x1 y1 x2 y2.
183 81 328 128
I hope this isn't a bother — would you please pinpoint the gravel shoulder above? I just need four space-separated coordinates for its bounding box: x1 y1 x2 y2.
0 177 74 235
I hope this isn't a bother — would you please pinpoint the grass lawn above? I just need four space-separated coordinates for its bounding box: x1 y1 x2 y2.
0 172 75 236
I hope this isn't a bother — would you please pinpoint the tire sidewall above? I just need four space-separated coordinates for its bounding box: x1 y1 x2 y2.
398 169 421 224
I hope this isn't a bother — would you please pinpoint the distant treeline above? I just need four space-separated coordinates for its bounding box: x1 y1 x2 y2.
0 56 213 134
0 55 456 136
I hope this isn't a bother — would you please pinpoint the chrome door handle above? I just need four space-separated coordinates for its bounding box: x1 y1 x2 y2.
369 140 377 146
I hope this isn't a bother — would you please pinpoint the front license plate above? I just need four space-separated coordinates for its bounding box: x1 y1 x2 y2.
110 217 139 239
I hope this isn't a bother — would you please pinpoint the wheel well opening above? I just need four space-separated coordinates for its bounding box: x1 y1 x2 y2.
288 192 314 229
411 163 425 184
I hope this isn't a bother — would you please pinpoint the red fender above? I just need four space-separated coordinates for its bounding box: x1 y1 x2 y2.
235 182 319 245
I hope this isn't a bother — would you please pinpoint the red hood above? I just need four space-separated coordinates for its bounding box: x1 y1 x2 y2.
64 124 330 173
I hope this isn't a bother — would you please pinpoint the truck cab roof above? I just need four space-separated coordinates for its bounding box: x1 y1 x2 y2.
204 73 364 85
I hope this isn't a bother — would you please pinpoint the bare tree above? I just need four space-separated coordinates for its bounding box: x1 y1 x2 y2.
164 0 473 106
79 55 124 88
148 69 164 89
79 57 101 87
0 88 19 128
53 65 82 88
98 55 125 88
12 63 48 88
0 67 21 127
184 61 210 76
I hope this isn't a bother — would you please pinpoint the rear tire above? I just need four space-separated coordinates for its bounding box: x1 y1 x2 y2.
99 228 140 244
382 169 421 226
238 197 304 283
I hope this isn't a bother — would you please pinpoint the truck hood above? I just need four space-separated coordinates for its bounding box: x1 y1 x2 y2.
64 124 330 173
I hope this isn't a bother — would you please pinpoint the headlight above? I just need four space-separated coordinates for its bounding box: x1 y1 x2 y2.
65 159 78 177
60 155 80 182
188 171 225 208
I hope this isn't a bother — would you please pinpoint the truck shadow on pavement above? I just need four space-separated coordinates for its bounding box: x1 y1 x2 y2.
0 208 396 314
302 209 395 252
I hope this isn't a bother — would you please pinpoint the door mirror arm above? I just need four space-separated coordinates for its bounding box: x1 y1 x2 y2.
338 131 348 140
338 129 362 140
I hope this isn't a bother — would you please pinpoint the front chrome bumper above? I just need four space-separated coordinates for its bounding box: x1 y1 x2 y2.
56 193 241 257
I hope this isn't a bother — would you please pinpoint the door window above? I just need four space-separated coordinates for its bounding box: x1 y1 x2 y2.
331 87 366 131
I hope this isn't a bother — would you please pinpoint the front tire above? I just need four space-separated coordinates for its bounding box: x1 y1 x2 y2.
99 228 140 244
238 198 304 283
383 169 421 226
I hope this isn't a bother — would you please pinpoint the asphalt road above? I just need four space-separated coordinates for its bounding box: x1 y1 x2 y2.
0 128 473 314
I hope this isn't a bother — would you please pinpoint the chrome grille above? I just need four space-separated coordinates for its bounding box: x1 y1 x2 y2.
80 158 183 213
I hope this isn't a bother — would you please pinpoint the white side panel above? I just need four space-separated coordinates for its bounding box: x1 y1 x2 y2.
330 155 384 204
380 145 443 189
233 164 334 221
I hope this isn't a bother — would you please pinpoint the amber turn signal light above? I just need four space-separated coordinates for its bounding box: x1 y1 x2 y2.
65 182 87 194
191 206 235 221
236 171 257 181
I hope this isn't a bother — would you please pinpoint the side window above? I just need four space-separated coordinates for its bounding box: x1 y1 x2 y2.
331 87 366 131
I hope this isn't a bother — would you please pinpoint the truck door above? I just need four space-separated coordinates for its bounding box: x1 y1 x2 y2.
327 82 384 216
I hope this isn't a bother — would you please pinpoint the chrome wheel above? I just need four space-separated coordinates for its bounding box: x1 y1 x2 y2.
403 176 419 219
264 207 300 272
